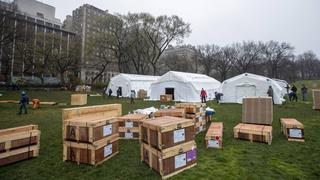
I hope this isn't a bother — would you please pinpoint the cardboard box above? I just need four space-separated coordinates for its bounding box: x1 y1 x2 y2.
138 89 147 99
312 90 320 110
234 123 272 145
154 108 185 118
71 94 87 106
242 97 273 125
0 125 41 166
63 134 119 166
160 95 173 102
141 141 197 179
118 113 148 139
280 118 304 142
141 116 195 150
205 122 223 148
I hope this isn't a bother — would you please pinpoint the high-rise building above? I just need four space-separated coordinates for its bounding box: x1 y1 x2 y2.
0 0 76 83
71 4 118 84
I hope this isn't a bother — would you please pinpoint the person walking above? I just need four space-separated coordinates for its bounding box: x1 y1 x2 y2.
130 90 136 104
200 88 207 103
291 84 298 102
108 88 113 97
18 91 29 115
267 86 274 104
116 87 121 98
301 84 308 101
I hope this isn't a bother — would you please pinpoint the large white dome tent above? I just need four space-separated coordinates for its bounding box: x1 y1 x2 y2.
149 71 221 102
107 73 160 97
220 73 285 104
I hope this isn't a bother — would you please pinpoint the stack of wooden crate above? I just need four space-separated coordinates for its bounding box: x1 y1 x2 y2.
118 113 148 139
233 97 273 145
175 103 207 134
71 94 87 106
0 125 41 166
205 122 223 148
138 90 147 99
62 104 122 165
280 118 305 142
312 90 320 110
140 116 197 179
154 108 185 118
160 95 173 102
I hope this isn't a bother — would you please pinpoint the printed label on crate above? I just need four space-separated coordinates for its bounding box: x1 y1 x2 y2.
103 124 112 136
198 125 204 132
125 121 134 128
173 129 185 143
125 132 133 138
200 107 204 113
289 129 302 138
198 115 203 122
104 144 113 157
208 140 220 148
174 153 186 169
186 149 196 162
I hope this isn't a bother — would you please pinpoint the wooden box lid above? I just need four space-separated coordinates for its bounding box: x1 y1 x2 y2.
119 113 148 121
280 118 304 128
142 116 194 132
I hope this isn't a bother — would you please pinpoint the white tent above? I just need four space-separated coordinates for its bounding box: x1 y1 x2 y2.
107 73 160 97
220 73 285 105
149 71 221 102
273 78 289 94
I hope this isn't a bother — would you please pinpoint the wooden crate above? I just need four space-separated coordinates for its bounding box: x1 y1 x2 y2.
141 140 197 179
280 118 305 142
118 113 148 139
63 133 119 166
71 94 87 106
141 116 195 150
242 97 273 125
0 125 40 166
205 122 223 148
234 123 272 145
313 90 320 110
138 89 147 99
154 109 185 118
64 115 119 143
175 103 206 114
160 95 173 102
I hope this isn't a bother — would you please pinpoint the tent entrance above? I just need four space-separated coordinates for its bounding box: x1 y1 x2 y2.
165 88 175 100
118 87 122 96
236 85 256 103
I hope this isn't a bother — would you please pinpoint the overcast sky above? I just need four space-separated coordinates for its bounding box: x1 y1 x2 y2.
38 0 320 56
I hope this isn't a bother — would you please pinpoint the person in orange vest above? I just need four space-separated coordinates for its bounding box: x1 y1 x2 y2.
200 88 207 103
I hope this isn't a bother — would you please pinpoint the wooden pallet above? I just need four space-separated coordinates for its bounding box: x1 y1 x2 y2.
141 141 197 179
280 118 305 142
141 116 194 150
234 123 272 145
154 109 185 118
63 134 119 166
205 122 223 148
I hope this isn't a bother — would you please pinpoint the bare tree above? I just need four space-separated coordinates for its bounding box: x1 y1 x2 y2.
197 44 220 76
296 51 320 80
215 46 235 81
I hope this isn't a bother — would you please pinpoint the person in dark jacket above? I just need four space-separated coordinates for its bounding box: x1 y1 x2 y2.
301 84 308 101
18 91 29 115
267 86 274 104
291 84 298 102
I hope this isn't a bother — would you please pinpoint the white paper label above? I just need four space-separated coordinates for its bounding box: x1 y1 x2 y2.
103 124 112 136
289 129 302 138
125 121 134 128
173 129 185 143
208 140 220 148
174 153 186 169
198 116 203 122
125 132 133 139
198 125 204 132
104 144 112 157
200 107 204 113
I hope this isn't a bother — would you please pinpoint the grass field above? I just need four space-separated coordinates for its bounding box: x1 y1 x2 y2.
0 82 319 180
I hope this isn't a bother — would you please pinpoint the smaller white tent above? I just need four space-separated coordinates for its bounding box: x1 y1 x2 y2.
273 78 289 94
149 71 221 102
220 73 285 104
107 74 159 97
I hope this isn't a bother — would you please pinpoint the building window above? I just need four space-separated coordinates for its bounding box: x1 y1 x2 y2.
37 12 44 18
